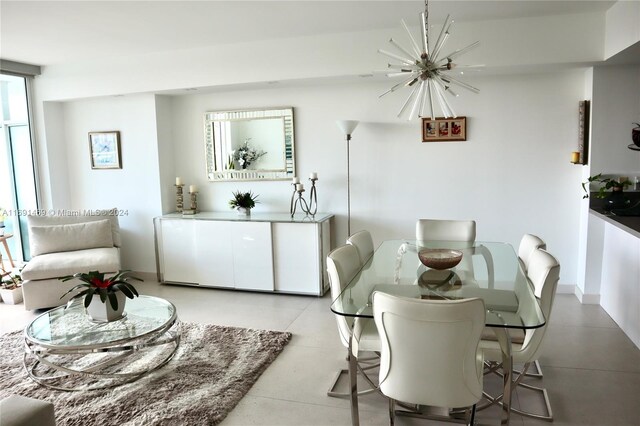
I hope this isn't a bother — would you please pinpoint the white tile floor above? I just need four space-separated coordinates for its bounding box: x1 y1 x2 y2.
2 281 639 426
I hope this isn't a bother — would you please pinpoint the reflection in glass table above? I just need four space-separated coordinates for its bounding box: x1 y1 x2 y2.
24 295 180 391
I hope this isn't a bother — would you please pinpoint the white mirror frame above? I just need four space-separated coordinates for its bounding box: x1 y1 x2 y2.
204 107 296 181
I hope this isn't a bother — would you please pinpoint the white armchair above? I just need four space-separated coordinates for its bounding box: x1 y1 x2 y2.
20 210 122 310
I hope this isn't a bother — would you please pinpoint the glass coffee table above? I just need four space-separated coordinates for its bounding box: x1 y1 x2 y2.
23 295 180 391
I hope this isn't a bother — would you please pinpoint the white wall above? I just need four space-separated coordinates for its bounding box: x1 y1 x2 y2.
169 70 585 286
60 94 163 272
605 1 640 60
591 64 640 175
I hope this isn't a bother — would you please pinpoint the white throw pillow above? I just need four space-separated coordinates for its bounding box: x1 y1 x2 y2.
27 208 121 247
30 219 114 256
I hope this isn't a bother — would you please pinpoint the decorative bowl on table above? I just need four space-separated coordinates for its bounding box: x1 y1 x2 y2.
418 249 463 270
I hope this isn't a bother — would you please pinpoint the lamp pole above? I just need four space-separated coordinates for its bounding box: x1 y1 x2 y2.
336 120 359 239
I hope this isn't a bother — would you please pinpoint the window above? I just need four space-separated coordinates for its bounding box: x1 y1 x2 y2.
0 73 39 263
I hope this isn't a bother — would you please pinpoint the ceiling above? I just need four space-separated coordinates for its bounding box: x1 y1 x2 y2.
0 1 616 67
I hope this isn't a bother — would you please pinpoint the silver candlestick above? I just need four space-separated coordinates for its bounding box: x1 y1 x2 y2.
183 191 199 215
175 184 185 212
289 177 319 217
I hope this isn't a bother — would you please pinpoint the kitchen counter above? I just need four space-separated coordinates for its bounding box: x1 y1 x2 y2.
589 192 640 239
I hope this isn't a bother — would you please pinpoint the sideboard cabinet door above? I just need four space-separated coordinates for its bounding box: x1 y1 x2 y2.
195 220 235 288
161 219 198 284
231 222 274 291
272 223 322 294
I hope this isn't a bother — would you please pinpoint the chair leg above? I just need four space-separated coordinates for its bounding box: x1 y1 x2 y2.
512 359 543 379
327 354 381 398
477 362 553 421
389 398 396 426
468 403 477 426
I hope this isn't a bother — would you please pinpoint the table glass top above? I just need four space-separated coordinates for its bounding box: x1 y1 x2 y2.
25 295 177 348
330 240 545 329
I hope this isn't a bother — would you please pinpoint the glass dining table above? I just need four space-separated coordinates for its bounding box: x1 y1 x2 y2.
330 240 546 426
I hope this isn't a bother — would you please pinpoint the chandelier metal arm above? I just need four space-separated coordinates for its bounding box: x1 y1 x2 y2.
378 49 415 66
441 74 480 93
379 74 420 98
431 14 451 60
397 83 422 118
388 38 418 63
401 19 423 58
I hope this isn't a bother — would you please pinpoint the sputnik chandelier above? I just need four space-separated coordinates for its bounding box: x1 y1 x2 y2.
378 0 480 120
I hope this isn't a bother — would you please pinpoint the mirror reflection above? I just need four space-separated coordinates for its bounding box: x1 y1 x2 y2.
204 107 295 181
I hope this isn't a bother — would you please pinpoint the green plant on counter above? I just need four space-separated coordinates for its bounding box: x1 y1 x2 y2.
228 191 259 209
582 173 631 199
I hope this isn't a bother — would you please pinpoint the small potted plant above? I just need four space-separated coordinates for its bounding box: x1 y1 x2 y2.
229 190 259 215
582 173 632 210
59 270 142 322
0 272 23 305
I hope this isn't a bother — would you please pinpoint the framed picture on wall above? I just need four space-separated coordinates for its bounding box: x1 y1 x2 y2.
89 131 122 169
422 117 466 142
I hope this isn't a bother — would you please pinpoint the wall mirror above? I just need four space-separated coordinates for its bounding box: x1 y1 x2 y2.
204 107 295 181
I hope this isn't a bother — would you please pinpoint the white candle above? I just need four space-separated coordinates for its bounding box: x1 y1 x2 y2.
292 177 300 184
189 185 197 193
176 177 182 186
310 172 318 179
296 183 304 191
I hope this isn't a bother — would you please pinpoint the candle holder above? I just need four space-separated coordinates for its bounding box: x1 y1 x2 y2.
175 184 185 212
289 178 319 217
183 191 199 215
290 188 310 217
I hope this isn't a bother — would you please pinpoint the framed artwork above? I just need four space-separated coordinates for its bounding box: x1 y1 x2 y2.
89 131 121 169
577 100 590 165
422 117 466 142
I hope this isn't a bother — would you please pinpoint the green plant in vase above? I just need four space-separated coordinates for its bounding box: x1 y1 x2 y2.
60 270 142 310
582 174 631 199
229 190 259 215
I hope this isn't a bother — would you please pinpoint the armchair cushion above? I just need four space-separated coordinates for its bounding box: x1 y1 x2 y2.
27 208 121 247
21 247 120 280
30 219 113 256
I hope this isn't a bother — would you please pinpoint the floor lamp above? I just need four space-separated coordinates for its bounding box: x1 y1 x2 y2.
336 120 359 238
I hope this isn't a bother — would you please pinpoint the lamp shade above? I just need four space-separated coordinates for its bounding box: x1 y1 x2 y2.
336 120 359 136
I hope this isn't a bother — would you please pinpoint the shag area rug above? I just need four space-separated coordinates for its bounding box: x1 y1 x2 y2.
0 322 291 425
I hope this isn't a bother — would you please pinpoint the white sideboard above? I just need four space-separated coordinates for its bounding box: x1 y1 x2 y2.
154 212 333 296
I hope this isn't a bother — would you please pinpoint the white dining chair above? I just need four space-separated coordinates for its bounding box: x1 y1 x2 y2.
326 244 380 398
373 292 485 426
416 218 476 243
518 234 547 273
479 248 560 421
347 230 374 267
516 233 547 378
415 219 494 288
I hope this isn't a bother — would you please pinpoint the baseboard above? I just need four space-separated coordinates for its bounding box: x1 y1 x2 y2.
557 283 575 294
132 271 159 282
574 286 600 305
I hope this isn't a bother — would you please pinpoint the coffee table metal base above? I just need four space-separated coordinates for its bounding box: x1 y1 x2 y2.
23 323 180 392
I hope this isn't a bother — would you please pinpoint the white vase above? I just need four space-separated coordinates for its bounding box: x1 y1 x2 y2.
86 292 126 322
237 207 251 216
0 287 23 305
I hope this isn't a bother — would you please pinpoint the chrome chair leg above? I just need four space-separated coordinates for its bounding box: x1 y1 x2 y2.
518 359 543 378
389 398 396 426
327 353 381 398
478 361 553 421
